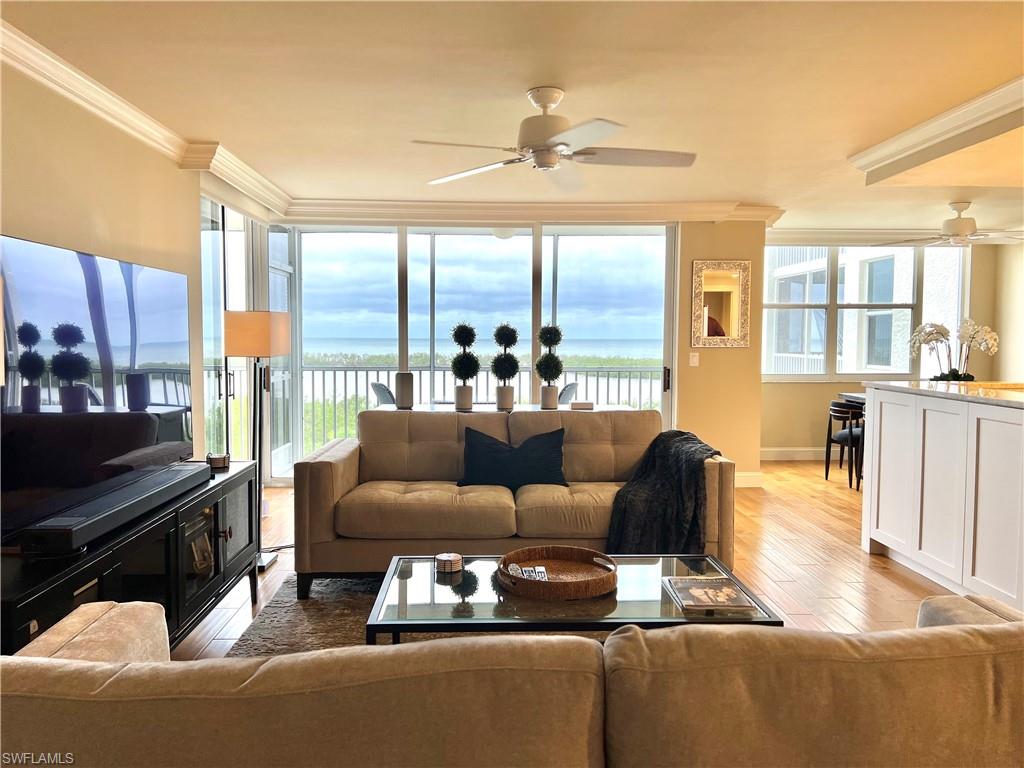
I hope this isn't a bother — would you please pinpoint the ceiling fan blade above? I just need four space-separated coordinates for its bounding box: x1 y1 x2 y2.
546 159 585 193
413 139 518 153
547 118 624 151
878 236 945 246
572 147 697 167
427 157 527 186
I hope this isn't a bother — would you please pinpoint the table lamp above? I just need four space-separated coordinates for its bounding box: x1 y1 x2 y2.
224 310 290 570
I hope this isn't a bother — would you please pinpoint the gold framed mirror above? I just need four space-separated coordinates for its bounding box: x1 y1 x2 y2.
691 260 751 347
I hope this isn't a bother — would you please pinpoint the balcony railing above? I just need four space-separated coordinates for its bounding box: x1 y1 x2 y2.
6 367 192 408
763 352 826 376
301 364 662 454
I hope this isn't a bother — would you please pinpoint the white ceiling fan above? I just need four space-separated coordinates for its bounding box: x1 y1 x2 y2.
413 86 696 190
882 202 1024 246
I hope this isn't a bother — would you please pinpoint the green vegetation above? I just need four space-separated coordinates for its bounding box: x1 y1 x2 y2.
301 393 370 453
302 351 661 369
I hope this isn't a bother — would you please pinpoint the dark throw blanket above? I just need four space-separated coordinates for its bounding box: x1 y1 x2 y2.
607 431 720 555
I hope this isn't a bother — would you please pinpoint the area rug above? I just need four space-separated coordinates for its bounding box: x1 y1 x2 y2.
228 574 386 656
227 573 608 657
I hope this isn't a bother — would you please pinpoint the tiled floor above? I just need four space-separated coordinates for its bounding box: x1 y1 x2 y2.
171 461 947 659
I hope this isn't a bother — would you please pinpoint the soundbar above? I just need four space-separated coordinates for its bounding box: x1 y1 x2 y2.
19 463 212 554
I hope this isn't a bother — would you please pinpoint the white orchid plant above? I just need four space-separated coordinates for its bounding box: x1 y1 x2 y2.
910 318 998 381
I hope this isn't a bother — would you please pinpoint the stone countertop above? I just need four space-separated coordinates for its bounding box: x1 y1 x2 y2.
864 381 1024 409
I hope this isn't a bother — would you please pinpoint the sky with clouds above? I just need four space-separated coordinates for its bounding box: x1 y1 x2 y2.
300 231 666 356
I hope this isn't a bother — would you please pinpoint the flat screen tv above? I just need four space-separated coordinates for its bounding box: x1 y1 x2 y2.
1 235 193 540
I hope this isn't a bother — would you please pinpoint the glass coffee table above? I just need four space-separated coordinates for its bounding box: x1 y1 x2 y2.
366 554 782 644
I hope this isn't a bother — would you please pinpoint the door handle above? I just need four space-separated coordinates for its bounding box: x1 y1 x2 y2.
662 367 672 392
226 371 235 399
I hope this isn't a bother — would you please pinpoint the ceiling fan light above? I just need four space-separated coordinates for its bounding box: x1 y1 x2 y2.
491 228 517 240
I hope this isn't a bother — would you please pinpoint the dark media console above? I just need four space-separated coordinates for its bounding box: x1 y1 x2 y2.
1 462 259 655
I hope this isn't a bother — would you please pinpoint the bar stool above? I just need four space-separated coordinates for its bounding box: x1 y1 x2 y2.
825 400 863 488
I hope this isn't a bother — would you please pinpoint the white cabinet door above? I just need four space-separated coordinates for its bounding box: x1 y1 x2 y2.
868 390 918 550
963 403 1024 608
909 398 968 581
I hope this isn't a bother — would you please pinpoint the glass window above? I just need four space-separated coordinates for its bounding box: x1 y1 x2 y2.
920 247 963 379
433 230 532 403
763 244 955 378
838 247 913 304
300 230 398 450
762 246 828 375
543 228 667 409
838 308 911 374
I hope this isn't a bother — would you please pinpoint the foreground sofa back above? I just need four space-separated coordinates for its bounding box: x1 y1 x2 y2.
295 409 736 580
2 600 1021 768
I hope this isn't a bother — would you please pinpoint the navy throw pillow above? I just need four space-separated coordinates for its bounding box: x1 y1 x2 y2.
459 427 568 491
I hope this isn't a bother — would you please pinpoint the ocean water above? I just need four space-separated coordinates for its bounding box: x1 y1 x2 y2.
302 337 663 360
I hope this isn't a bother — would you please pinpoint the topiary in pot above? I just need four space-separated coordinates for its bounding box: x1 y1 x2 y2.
535 324 564 409
16 322 45 412
450 323 479 411
50 322 91 413
491 323 520 411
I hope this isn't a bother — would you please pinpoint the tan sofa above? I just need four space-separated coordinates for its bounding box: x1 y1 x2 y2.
294 409 736 597
1 596 1020 767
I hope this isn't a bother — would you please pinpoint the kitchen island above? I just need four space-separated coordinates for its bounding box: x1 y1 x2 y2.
861 381 1024 608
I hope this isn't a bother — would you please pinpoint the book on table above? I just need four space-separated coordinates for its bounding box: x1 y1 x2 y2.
662 576 758 612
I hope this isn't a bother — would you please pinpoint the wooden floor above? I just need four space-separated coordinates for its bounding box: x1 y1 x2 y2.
172 461 947 660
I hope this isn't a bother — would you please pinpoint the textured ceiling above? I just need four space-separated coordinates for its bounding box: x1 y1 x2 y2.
2 1 1022 228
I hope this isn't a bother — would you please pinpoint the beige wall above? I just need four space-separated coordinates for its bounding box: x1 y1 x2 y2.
994 243 1024 381
761 382 863 452
675 221 764 479
1 66 206 452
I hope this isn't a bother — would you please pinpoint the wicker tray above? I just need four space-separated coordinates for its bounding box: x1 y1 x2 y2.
496 545 617 601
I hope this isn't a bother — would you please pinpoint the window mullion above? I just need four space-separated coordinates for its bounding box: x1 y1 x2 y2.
913 246 925 378
825 246 839 377
531 223 543 404
397 225 409 372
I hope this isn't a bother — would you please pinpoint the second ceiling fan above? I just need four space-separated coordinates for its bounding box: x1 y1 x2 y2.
414 86 696 190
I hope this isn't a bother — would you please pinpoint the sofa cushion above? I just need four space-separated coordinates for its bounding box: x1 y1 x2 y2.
460 427 568 491
508 410 661 482
357 411 510 482
515 482 624 538
336 481 516 539
1 635 605 768
604 622 1024 768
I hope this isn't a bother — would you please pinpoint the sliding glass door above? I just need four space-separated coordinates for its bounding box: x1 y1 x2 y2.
269 226 295 477
200 198 227 454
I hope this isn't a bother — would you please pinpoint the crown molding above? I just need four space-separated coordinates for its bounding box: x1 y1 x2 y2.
280 199 784 225
180 142 290 215
0 20 186 160
849 76 1024 185
1 21 289 214
766 228 935 246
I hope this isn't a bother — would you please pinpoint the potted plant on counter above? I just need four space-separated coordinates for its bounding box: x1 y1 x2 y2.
450 323 480 412
535 324 564 410
50 322 91 413
16 322 46 413
491 323 520 412
911 319 999 381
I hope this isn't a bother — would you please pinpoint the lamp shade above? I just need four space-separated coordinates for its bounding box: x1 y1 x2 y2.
224 311 291 357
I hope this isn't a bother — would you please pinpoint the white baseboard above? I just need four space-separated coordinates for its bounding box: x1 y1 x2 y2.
761 446 838 461
735 471 763 488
